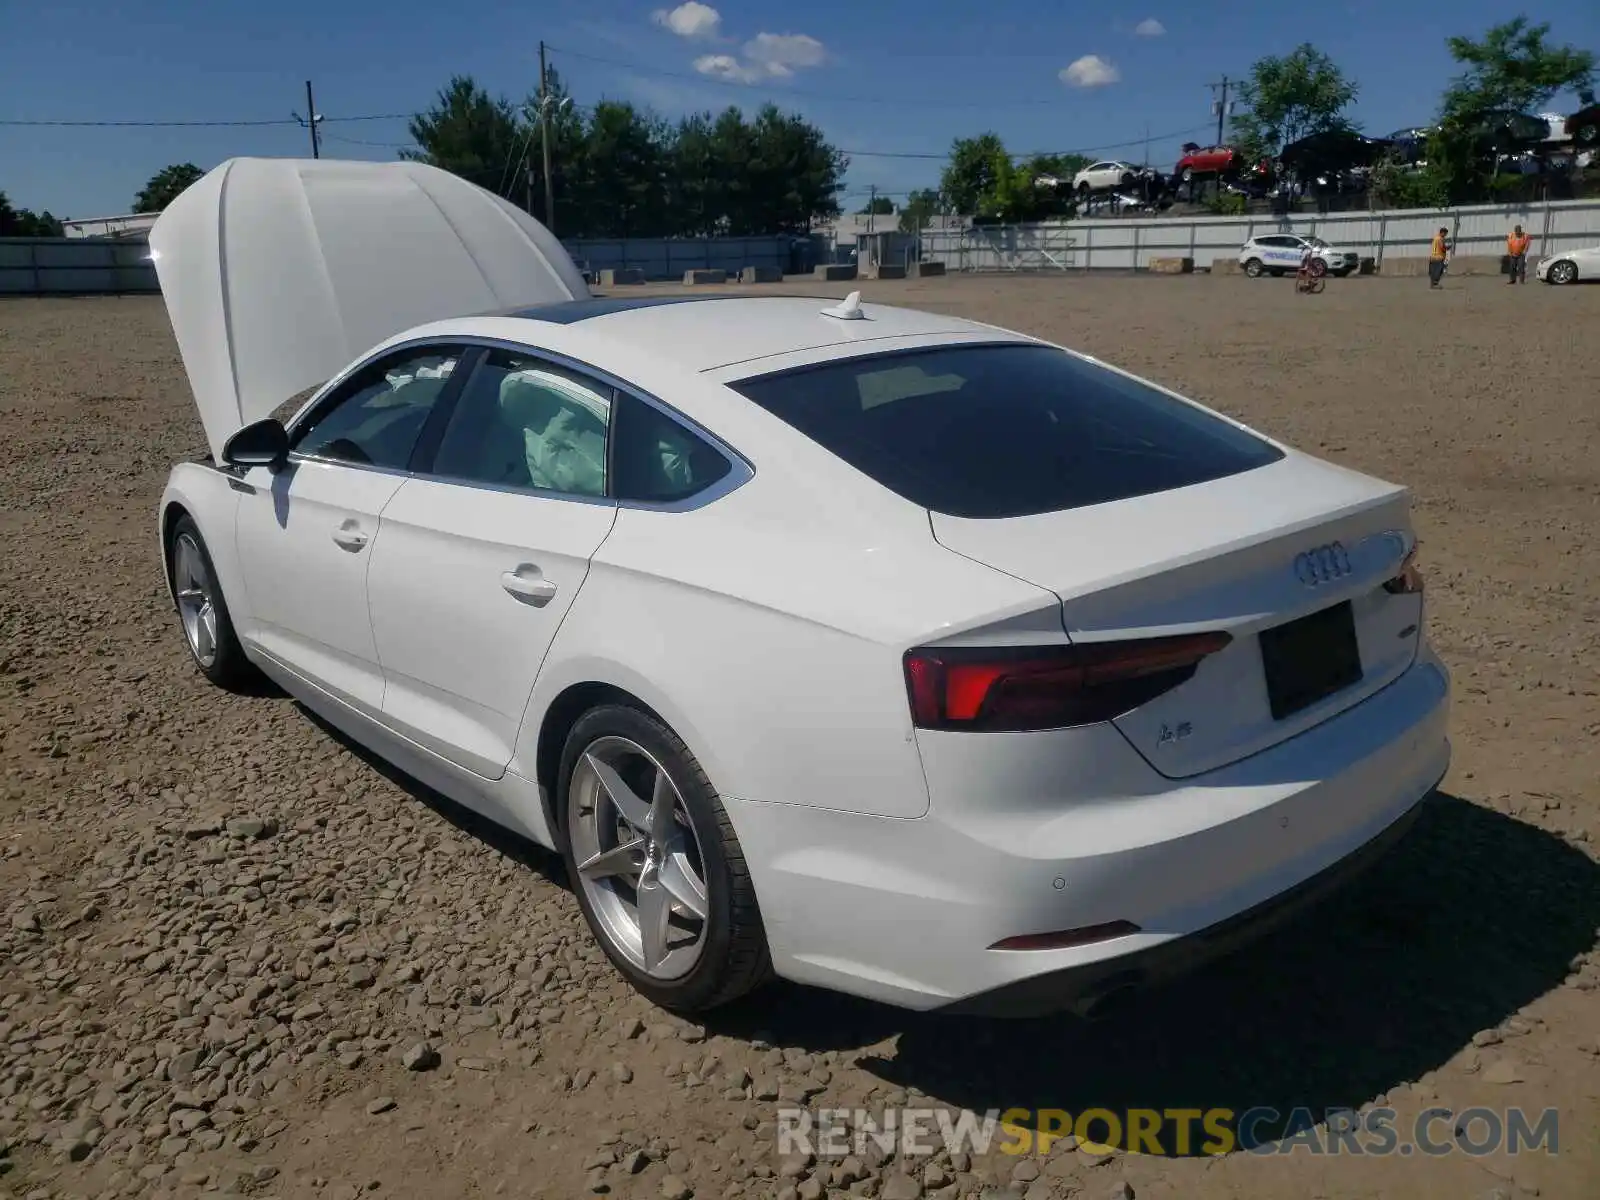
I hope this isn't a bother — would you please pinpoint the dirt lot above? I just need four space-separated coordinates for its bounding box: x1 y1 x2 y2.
1 272 1598 1200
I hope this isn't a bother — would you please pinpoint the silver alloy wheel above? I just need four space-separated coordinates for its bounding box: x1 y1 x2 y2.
1550 260 1577 285
173 532 219 668
567 735 710 980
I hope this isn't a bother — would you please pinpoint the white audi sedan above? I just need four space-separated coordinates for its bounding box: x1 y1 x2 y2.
152 158 1449 1018
1535 244 1599 284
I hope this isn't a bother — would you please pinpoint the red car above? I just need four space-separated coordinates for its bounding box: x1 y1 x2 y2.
1175 143 1243 181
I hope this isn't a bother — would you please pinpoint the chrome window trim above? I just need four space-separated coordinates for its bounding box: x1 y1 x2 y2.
285 333 754 514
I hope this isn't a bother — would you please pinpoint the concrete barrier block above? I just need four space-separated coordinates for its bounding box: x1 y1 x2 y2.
907 260 945 277
1358 257 1378 275
813 264 857 281
1210 258 1242 274
683 268 728 285
1447 255 1503 276
739 265 782 283
1148 256 1195 274
865 264 907 280
599 268 645 286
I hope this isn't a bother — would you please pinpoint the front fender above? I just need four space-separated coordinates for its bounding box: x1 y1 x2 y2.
158 461 248 629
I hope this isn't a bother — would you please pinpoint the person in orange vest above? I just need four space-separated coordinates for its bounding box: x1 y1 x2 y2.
1428 227 1450 288
1506 224 1532 284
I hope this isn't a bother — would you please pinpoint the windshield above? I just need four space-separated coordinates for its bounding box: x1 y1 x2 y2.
729 344 1284 519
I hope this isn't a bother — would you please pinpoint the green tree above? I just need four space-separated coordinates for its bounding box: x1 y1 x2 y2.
1229 44 1358 164
579 101 668 237
897 187 941 232
939 133 1009 215
743 104 847 234
1415 18 1597 205
663 111 720 237
519 66 587 229
858 195 894 215
0 190 64 236
132 163 205 213
1441 17 1596 122
402 75 525 199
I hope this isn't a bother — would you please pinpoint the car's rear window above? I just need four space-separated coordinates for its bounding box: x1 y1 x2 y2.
728 343 1284 518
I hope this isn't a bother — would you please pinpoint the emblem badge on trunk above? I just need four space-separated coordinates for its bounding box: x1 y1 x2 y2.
1293 541 1351 587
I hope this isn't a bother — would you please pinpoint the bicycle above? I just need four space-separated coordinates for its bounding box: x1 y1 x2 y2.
1294 251 1327 294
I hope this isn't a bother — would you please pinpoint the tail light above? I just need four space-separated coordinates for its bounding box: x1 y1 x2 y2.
1383 545 1425 595
904 632 1232 732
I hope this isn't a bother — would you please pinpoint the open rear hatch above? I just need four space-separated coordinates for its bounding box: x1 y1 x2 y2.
931 452 1425 779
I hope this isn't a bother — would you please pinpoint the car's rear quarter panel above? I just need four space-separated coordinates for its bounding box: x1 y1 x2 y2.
522 463 1058 821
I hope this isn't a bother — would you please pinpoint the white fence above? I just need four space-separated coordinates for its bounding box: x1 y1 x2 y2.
918 198 1600 272
0 233 810 296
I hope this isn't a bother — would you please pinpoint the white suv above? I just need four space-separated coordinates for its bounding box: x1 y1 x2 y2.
1239 234 1361 278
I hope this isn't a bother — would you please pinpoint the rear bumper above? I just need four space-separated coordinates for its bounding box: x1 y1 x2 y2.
938 783 1433 1017
726 648 1450 1013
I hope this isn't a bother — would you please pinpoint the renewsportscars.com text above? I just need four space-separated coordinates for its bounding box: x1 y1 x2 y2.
775 1105 1560 1159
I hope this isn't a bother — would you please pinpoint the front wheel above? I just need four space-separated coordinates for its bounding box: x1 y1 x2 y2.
1547 260 1578 285
167 514 255 689
1244 258 1264 278
558 704 772 1013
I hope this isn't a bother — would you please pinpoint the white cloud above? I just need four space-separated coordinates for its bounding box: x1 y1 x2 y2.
692 31 828 84
1134 17 1165 36
742 32 826 76
1060 54 1120 88
693 53 766 83
652 2 721 39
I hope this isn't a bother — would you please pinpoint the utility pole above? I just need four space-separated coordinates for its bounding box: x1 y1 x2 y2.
1206 76 1231 146
304 81 320 158
539 42 555 232
868 185 878 234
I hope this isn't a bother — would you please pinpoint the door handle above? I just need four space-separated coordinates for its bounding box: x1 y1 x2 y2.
501 567 558 606
331 521 369 551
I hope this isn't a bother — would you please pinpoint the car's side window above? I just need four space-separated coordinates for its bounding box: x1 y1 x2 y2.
611 392 734 505
293 346 463 470
429 350 612 498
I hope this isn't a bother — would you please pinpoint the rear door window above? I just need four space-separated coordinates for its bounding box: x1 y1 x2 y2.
728 343 1283 519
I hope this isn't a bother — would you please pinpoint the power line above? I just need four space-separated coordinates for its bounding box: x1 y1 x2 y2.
0 116 302 128
0 112 417 129
546 44 1095 110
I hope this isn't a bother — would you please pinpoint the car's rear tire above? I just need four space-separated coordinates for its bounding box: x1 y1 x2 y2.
557 703 772 1014
1244 258 1264 278
167 514 255 689
1547 260 1578 285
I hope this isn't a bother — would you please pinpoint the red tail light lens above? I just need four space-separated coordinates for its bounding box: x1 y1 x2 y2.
904 632 1232 732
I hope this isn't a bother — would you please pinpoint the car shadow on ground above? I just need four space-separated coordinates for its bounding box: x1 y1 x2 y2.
296 704 568 884
275 714 1600 1150
706 792 1600 1147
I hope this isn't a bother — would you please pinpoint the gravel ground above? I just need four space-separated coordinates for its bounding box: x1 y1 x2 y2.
1 273 1598 1200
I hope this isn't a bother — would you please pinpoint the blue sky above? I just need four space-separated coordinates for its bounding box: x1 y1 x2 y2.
2 0 1596 219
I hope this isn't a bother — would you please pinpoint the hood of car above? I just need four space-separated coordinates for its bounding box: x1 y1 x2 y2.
148 156 591 462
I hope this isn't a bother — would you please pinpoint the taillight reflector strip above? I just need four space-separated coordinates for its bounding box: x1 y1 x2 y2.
905 631 1231 732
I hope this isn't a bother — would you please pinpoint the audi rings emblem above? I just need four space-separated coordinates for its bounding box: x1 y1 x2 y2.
1293 542 1352 587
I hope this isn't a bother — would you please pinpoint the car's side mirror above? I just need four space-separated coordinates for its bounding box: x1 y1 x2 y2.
221 418 289 472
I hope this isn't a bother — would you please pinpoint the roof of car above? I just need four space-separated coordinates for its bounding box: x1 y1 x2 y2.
477 294 1013 375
